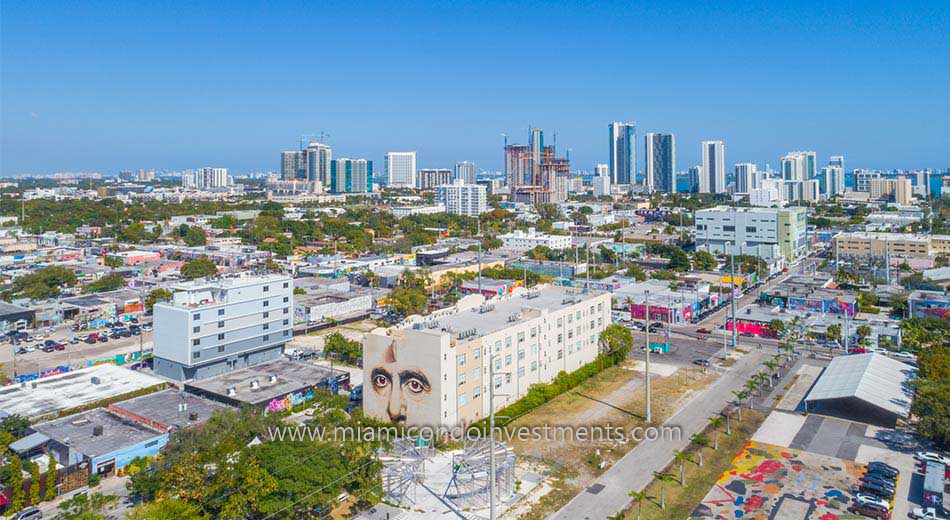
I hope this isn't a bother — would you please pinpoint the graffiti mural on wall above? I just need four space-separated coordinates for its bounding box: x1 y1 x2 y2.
267 390 315 412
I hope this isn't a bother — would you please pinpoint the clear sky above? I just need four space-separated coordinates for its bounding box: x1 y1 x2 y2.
2 0 948 176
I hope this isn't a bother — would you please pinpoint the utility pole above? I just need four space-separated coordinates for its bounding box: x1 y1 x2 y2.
488 354 508 520
477 242 482 295
644 290 652 423
730 245 738 353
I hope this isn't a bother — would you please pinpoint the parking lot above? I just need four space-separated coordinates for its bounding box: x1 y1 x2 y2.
1 324 153 378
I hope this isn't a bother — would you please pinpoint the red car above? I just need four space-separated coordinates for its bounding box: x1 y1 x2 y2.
848 347 867 354
696 328 712 334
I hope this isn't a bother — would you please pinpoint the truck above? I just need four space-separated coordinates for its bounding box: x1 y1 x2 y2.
910 507 949 520
923 461 946 511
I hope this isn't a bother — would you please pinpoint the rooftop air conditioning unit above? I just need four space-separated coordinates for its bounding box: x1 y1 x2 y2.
268 375 278 383
250 379 260 389
188 412 199 421
93 425 103 436
226 386 237 396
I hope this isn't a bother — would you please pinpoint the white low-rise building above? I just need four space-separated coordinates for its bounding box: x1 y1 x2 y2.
499 228 571 251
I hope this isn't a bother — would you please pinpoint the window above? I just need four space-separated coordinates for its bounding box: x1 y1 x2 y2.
263 312 269 318
517 331 525 343
283 308 289 314
218 309 225 316
495 376 503 389
283 319 289 325
193 313 200 321
192 352 200 359
505 337 512 348
518 366 525 377
473 386 481 398
283 282 289 289
494 358 502 370
518 349 525 360
263 324 269 330
263 300 270 307
193 326 200 333
557 317 562 327
457 353 466 366
263 285 270 292
192 339 200 346
473 349 480 360
494 340 501 353
283 297 289 303
746 226 757 233
505 354 511 366
283 331 289 337
263 334 270 341
217 345 224 352
557 349 563 359
218 333 225 340
505 373 511 384
458 393 467 406
723 225 735 232
557 333 563 344
218 321 224 328
458 373 467 386
473 368 480 380
530 327 537 338
531 361 537 372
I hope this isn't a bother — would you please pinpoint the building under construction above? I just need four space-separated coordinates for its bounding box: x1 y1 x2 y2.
505 127 569 204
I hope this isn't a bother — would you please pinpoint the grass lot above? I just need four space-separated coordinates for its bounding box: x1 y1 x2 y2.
622 408 768 519
507 362 715 519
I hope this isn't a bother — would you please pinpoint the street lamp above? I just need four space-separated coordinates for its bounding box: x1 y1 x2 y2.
644 290 652 423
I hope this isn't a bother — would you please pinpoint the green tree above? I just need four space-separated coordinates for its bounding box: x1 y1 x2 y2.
12 265 77 299
323 332 362 365
767 319 785 336
83 273 126 294
103 255 125 268
45 452 57 500
55 491 118 519
624 264 647 281
673 449 689 485
180 257 218 280
1 414 31 438
691 433 709 466
912 379 950 447
918 345 950 381
183 226 207 247
856 325 872 341
388 285 428 317
826 324 841 342
707 416 724 450
29 461 41 505
691 250 717 271
667 247 691 272
127 499 209 520
628 489 648 520
7 455 25 512
599 324 633 365
145 288 174 311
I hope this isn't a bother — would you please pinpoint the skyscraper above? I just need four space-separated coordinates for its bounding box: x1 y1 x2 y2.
191 167 229 189
608 122 636 185
416 168 453 189
821 165 845 196
305 142 332 186
645 133 675 193
700 141 726 193
506 127 569 204
687 165 702 193
280 151 304 180
454 161 477 184
781 151 817 182
330 158 372 193
385 151 417 188
734 163 758 193
829 155 845 171
594 163 608 178
435 179 487 217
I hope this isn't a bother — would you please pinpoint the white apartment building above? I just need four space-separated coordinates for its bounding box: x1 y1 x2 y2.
822 165 845 196
187 167 229 190
362 285 611 426
734 163 758 193
781 151 817 182
750 179 783 207
390 204 446 218
435 179 487 217
153 274 294 381
499 228 572 250
592 174 611 197
700 141 726 193
694 206 808 261
385 151 417 188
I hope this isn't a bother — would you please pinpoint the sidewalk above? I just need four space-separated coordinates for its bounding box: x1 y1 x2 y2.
551 349 767 519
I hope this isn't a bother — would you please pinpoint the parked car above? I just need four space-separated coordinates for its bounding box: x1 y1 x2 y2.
54 343 65 351
848 502 888 519
740 332 755 337
916 452 950 466
12 507 43 520
858 482 893 500
892 351 916 360
141 324 153 332
693 359 711 368
97 336 109 343
867 461 899 477
910 507 950 519
848 347 867 354
859 474 895 490
696 328 712 334
854 493 890 510
44 339 57 347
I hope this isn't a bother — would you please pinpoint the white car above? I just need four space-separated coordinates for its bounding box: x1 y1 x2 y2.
892 351 916 360
910 507 949 519
855 493 890 510
915 451 950 465
33 334 45 341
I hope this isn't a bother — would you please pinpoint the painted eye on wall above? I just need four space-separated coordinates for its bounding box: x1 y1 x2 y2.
403 377 430 394
373 374 390 389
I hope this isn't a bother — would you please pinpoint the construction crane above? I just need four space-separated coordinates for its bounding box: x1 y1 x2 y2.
298 132 331 150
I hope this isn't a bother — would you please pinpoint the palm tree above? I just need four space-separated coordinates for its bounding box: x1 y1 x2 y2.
755 372 770 391
628 490 648 520
654 472 673 509
692 433 709 466
744 380 759 401
764 359 778 385
708 416 724 450
732 391 747 421
673 449 690 485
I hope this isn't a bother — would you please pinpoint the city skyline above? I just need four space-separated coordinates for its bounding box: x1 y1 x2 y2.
2 1 949 175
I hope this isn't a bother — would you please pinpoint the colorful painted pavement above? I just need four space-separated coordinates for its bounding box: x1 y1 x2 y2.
691 441 871 520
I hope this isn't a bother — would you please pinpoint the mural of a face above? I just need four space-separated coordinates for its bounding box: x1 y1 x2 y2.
369 340 434 424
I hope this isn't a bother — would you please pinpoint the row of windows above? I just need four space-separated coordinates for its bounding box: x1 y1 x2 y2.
191 329 290 358
191 320 289 346
193 309 289 334
192 297 290 321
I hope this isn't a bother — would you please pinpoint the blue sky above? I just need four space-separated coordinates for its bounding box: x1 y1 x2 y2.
2 0 948 176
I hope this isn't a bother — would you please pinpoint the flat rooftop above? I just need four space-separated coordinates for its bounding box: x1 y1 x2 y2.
417 285 606 338
168 272 289 292
109 389 228 431
0 364 166 420
32 408 163 458
185 359 345 406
